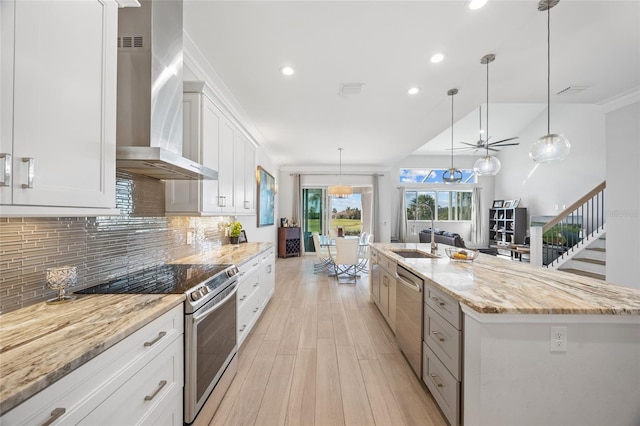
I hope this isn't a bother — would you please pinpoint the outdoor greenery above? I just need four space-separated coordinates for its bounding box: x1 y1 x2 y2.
406 190 472 221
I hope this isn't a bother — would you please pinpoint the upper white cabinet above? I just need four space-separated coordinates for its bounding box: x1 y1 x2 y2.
0 0 119 216
166 82 256 216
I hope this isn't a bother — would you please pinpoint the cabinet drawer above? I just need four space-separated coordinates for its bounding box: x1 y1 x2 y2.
378 253 396 274
237 269 260 310
238 287 260 342
424 305 461 380
425 283 461 329
423 343 460 426
80 337 183 425
238 255 261 277
261 247 275 262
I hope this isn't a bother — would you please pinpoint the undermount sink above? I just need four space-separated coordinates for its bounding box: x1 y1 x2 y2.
391 250 438 259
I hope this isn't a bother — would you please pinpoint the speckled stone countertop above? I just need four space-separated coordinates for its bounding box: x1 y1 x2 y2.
0 242 274 414
0 294 184 414
372 243 640 315
171 242 274 266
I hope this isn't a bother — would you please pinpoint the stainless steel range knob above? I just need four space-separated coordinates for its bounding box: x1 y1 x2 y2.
190 290 202 301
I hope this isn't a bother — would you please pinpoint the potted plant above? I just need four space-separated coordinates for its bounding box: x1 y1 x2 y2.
229 221 242 245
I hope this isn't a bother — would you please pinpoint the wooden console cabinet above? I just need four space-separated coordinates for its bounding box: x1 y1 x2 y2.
278 227 301 258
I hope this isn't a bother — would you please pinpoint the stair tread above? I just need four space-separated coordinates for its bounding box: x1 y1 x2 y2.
586 247 606 252
561 269 606 281
573 257 606 265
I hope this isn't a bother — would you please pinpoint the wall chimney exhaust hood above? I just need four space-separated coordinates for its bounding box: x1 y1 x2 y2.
115 0 217 180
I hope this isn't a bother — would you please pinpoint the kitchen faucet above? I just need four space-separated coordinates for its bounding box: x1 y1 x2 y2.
412 203 438 255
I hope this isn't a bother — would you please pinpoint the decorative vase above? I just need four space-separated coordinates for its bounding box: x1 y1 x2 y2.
230 236 239 245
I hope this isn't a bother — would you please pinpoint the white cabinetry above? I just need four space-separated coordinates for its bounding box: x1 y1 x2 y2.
1 304 184 426
166 82 256 216
0 0 119 216
259 246 276 308
237 246 276 347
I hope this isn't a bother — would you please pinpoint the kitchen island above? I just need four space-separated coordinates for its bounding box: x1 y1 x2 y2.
371 242 640 426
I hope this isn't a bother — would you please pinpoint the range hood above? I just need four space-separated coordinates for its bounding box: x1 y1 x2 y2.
115 0 217 180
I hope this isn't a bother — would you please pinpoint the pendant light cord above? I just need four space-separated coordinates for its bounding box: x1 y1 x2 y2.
450 93 454 168
547 3 551 135
486 58 490 156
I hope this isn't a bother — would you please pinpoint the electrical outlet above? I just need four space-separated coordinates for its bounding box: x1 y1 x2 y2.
550 326 567 352
186 231 194 245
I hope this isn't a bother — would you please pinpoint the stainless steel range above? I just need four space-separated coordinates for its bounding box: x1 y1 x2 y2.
76 263 239 424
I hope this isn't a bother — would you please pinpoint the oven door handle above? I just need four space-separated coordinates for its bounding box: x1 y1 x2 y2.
193 283 238 324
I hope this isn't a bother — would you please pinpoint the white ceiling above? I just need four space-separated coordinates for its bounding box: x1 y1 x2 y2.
183 0 640 167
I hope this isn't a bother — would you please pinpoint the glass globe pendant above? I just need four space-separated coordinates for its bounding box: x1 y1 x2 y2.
529 0 570 163
474 53 501 176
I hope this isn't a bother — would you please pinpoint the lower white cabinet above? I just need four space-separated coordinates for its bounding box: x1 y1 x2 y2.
237 246 276 346
373 252 396 332
1 304 184 426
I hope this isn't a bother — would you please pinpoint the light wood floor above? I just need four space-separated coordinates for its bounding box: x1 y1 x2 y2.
208 256 447 426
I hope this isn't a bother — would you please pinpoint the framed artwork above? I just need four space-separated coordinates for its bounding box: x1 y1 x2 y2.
257 166 275 227
504 200 513 209
492 200 504 208
238 230 248 243
512 198 521 208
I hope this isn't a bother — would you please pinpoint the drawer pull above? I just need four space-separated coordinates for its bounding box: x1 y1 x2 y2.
144 380 167 401
430 373 444 388
253 282 259 287
239 295 247 301
432 296 446 307
253 307 259 313
144 331 167 347
42 407 65 426
239 325 246 332
253 262 259 267
432 330 445 342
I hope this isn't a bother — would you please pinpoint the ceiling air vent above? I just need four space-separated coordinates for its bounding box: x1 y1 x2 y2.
339 83 365 96
556 85 589 95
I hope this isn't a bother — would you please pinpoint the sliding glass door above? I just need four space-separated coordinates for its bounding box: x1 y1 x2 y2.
302 188 324 252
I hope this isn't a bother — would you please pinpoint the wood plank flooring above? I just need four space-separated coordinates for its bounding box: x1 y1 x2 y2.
208 256 447 426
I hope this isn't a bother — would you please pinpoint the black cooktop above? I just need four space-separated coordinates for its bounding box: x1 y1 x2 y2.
75 264 233 295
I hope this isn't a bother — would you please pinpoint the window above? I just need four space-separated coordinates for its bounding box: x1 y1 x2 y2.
406 190 472 221
400 168 476 184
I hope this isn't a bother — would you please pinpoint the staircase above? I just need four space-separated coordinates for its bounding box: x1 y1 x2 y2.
557 235 606 280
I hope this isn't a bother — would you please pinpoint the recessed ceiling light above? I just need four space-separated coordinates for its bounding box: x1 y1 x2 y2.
281 66 294 76
407 87 420 95
430 53 445 64
469 0 488 10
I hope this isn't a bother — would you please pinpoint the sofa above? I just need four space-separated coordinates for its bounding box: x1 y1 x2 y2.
419 229 466 248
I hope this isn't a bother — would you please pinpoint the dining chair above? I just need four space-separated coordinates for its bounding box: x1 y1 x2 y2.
357 233 374 272
332 237 360 284
328 229 338 239
312 232 333 274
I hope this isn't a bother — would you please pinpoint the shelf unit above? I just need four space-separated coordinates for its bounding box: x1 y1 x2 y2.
489 207 527 245
278 227 301 258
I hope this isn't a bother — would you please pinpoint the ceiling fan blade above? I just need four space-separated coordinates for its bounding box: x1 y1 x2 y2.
493 142 520 147
459 142 480 147
487 136 519 146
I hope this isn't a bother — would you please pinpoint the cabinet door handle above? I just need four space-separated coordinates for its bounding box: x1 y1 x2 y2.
239 325 246 332
218 195 226 207
430 373 444 388
432 330 445 342
0 153 10 187
239 295 247 301
144 380 167 401
21 157 34 189
267 265 272 273
143 331 167 347
244 200 250 209
41 407 65 426
253 282 259 287
253 307 259 313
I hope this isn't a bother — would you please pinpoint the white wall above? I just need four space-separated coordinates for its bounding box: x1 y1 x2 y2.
494 104 606 219
605 100 640 289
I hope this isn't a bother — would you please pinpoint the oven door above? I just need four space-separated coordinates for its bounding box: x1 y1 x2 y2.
184 280 238 424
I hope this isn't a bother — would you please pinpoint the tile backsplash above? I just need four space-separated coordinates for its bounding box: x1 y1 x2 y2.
0 171 232 314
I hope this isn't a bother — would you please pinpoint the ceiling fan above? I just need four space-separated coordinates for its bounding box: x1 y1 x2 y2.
453 54 520 153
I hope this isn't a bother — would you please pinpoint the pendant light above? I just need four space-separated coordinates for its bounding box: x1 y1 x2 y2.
474 54 502 176
328 148 353 198
529 0 570 163
443 88 463 184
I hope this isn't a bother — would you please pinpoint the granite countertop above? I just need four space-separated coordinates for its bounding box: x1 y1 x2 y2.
0 294 184 414
0 242 274 414
372 243 640 315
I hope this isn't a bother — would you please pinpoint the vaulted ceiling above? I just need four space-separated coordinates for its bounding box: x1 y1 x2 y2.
183 1 640 167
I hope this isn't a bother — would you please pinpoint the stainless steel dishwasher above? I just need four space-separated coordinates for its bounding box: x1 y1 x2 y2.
395 265 424 378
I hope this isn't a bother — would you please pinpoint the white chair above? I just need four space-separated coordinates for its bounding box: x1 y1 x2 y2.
330 237 360 284
312 232 333 274
359 231 368 245
357 233 374 272
328 229 338 239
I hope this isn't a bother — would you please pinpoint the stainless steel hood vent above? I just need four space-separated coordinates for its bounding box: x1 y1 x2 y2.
115 0 217 180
